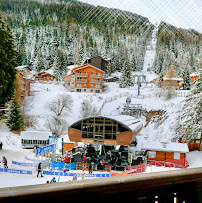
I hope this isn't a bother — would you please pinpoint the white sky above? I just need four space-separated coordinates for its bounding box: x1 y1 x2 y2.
79 0 202 33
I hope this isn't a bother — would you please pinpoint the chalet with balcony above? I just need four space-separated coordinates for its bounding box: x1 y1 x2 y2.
34 72 55 82
64 64 104 93
68 116 143 146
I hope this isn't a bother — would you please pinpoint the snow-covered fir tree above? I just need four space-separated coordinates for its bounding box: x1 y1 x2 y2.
182 70 191 90
119 60 134 88
6 100 24 130
176 69 202 141
54 49 67 81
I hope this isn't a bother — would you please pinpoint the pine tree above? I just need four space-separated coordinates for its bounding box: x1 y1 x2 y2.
119 60 134 88
157 74 163 87
54 49 67 81
6 100 24 130
0 17 17 106
176 69 202 141
182 70 191 90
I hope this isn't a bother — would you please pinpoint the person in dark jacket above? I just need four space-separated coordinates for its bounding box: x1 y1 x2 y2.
0 142 2 150
37 162 43 178
89 163 93 174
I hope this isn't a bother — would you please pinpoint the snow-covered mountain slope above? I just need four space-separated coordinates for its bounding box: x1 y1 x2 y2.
133 25 158 82
24 81 186 144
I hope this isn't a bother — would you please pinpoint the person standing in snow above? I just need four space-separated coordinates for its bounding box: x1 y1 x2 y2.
37 162 44 178
89 163 93 174
0 142 2 150
2 157 8 169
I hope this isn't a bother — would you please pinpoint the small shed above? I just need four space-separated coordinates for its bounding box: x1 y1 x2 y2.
68 115 143 146
142 141 189 162
21 131 52 148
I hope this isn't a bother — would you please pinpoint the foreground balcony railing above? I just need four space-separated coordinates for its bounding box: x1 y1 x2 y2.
0 167 201 202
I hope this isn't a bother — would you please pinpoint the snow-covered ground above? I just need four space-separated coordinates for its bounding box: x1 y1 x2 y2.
0 67 201 189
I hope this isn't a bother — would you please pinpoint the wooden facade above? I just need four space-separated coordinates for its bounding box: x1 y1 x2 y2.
34 72 55 81
15 71 31 103
64 64 104 93
153 64 183 89
84 56 110 72
68 116 143 146
147 150 186 161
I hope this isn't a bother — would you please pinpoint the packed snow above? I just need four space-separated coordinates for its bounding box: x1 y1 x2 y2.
0 29 201 188
0 79 201 189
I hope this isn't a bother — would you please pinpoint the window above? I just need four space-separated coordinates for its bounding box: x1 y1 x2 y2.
174 152 180 160
84 89 86 92
148 151 156 158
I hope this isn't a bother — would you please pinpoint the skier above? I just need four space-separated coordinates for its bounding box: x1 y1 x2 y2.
37 162 44 178
0 142 2 150
2 157 8 169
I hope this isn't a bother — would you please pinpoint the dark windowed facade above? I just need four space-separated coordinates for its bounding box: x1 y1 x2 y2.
68 116 142 145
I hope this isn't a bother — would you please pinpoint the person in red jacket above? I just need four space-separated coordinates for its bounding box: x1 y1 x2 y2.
83 154 86 163
2 157 8 169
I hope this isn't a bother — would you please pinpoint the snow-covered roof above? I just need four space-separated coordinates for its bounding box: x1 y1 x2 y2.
163 77 183 81
16 65 31 71
21 131 52 140
190 72 200 77
69 115 143 132
136 136 189 153
107 115 142 132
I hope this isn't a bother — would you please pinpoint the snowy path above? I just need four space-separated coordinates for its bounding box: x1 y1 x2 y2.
142 25 158 73
139 25 159 82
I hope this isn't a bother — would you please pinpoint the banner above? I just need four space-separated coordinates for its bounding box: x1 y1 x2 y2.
36 144 54 156
43 170 111 177
25 156 35 162
12 161 35 167
0 168 32 175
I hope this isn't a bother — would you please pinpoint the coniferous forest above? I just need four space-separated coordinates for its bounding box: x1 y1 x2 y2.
0 0 201 81
0 0 153 80
154 22 201 76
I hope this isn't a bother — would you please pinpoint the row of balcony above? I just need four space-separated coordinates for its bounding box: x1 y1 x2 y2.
76 80 101 84
77 73 102 78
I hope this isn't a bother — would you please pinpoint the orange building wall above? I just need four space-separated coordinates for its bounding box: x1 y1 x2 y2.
64 75 72 83
15 71 31 102
190 76 199 84
147 150 185 161
74 66 103 89
63 143 75 153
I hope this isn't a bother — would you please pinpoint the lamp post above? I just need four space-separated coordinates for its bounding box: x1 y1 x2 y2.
52 133 56 163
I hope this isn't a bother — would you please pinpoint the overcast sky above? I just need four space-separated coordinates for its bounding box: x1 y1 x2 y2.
79 0 202 33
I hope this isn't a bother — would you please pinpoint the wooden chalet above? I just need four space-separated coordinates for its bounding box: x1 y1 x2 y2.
15 70 31 103
64 64 104 93
84 56 110 72
34 72 55 81
68 116 143 146
190 72 199 85
180 135 202 151
153 64 183 90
